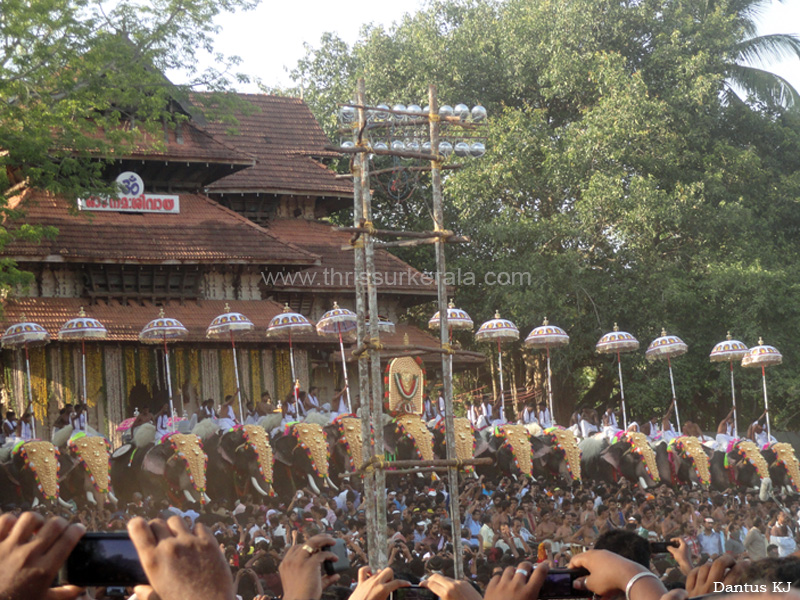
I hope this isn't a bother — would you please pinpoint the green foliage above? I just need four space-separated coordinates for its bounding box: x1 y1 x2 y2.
291 0 800 430
0 0 258 292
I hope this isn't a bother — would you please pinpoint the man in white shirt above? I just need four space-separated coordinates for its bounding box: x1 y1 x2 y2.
520 402 538 426
538 403 553 428
307 387 321 412
18 412 34 440
466 400 481 428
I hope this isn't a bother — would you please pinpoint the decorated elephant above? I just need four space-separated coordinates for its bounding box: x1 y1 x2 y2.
204 423 274 503
489 424 538 479
580 432 659 488
661 436 711 487
271 420 337 497
537 427 582 483
762 443 800 494
110 424 209 508
0 440 68 508
431 417 487 475
325 415 367 481
383 414 435 464
707 439 769 491
59 432 118 508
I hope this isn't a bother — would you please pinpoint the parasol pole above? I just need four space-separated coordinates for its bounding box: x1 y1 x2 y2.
667 356 681 432
729 361 738 438
618 351 628 430
230 331 244 422
762 365 771 440
81 339 88 404
23 342 36 438
546 345 554 423
163 334 175 432
289 332 300 418
337 324 352 413
496 340 505 420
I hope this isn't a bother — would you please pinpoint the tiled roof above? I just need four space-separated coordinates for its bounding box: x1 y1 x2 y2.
5 189 319 265
201 94 352 197
0 298 326 344
264 219 437 294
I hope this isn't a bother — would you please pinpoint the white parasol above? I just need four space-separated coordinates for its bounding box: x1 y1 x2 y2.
266 304 314 417
645 329 688 432
365 316 396 334
429 300 473 387
207 304 254 423
58 307 108 407
524 318 569 423
139 309 188 430
596 324 640 430
710 332 748 438
1 314 50 437
316 303 357 413
742 337 782 440
475 312 519 420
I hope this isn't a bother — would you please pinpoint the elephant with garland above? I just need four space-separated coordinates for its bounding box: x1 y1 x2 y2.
706 439 770 492
580 432 662 489
197 420 274 504
489 424 581 484
762 443 800 495
383 414 436 466
110 424 210 508
0 440 70 509
654 437 711 488
325 414 370 483
54 427 118 509
270 415 338 497
430 417 489 476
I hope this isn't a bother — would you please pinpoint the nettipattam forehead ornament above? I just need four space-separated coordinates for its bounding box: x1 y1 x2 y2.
292 422 330 479
729 439 770 480
770 443 800 492
618 431 660 483
543 427 582 482
393 414 434 461
14 440 60 501
496 424 532 478
241 425 273 485
336 416 364 471
68 433 111 494
163 434 207 495
668 436 710 486
386 356 425 415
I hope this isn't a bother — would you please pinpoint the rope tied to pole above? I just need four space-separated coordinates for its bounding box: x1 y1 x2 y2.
363 220 377 235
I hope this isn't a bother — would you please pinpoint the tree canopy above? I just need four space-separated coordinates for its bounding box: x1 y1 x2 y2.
0 0 258 292
288 0 800 430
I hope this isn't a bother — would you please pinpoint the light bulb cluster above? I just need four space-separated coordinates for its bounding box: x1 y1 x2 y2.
338 102 488 160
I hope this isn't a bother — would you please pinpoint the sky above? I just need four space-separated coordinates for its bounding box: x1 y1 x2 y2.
207 0 800 94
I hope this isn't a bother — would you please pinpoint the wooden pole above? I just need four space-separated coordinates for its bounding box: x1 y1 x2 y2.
429 84 465 580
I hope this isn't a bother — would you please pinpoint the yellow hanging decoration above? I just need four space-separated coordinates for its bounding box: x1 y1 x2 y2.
29 347 48 423
274 350 291 402
62 347 75 405
173 348 185 390
250 350 262 397
124 347 136 400
189 349 201 397
86 346 103 408
138 348 151 392
221 348 235 399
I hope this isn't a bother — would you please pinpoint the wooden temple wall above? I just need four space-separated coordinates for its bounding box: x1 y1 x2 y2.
0 344 311 448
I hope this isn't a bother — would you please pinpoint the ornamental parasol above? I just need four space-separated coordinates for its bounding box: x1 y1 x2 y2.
1 314 50 437
58 307 108 406
710 332 749 438
365 316 396 334
316 303 357 413
207 304 254 423
475 312 519 421
524 318 569 424
742 337 782 440
266 304 314 417
596 324 640 430
139 309 188 431
645 329 687 432
429 300 474 389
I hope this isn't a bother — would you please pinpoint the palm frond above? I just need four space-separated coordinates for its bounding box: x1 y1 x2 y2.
726 63 800 108
735 33 800 67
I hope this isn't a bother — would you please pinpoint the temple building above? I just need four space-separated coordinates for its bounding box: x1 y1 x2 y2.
0 92 480 443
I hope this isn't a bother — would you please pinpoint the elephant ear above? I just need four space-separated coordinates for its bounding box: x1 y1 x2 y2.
0 460 20 487
218 431 241 465
530 437 550 460
601 444 624 472
142 444 171 476
271 435 294 466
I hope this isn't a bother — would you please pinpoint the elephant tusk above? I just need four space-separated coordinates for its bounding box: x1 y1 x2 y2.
32 497 40 508
86 491 97 505
760 477 773 502
638 476 648 490
57 497 72 509
203 493 211 504
325 476 339 492
183 490 196 505
250 476 270 497
108 491 119 505
306 473 321 495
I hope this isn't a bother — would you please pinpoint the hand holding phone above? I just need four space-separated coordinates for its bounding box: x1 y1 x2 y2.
323 539 351 576
539 569 592 599
649 540 680 554
62 532 148 586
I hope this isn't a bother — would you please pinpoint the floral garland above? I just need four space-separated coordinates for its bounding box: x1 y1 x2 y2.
332 415 365 471
13 440 60 501
275 350 291 402
62 346 75 405
610 431 660 483
221 348 235 402
87 346 103 408
543 426 581 481
286 422 330 479
29 346 48 424
392 414 434 461
67 432 112 494
158 433 208 497
668 436 710 486
124 346 137 401
250 350 262 399
104 347 124 446
189 349 201 397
